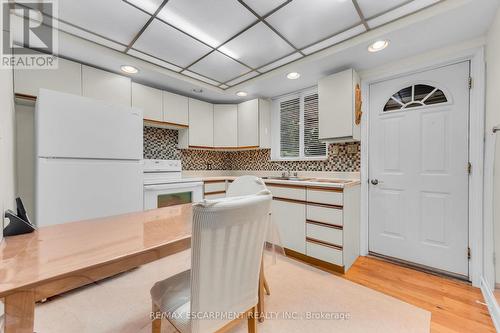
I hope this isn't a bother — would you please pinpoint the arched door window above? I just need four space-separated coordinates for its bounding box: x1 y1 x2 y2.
384 84 448 112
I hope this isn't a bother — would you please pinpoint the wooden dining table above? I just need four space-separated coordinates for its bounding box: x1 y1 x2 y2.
0 204 192 333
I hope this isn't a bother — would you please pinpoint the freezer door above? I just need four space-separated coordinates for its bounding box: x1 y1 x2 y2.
36 158 143 226
36 89 143 160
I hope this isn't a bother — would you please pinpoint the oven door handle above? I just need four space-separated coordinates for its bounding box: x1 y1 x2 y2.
143 182 204 191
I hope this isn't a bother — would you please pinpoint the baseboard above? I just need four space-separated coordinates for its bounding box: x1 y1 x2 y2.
480 276 500 332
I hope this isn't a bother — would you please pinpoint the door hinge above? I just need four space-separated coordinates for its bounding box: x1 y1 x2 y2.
468 162 472 175
468 247 471 260
468 77 473 89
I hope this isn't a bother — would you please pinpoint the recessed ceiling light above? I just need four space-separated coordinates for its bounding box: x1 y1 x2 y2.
287 72 301 80
368 40 389 53
236 91 248 97
120 65 139 74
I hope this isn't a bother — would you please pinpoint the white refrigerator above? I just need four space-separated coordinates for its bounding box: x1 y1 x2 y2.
35 89 144 227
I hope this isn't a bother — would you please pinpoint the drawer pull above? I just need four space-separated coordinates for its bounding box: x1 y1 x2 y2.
307 202 343 209
306 220 343 230
306 237 343 251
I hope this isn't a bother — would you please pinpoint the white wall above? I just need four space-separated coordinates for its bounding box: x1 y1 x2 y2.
0 67 16 240
486 7 500 284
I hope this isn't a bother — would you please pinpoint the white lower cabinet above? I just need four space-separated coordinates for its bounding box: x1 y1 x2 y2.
268 184 360 272
272 199 306 254
306 241 343 266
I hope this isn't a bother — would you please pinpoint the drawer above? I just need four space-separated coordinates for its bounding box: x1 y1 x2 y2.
267 185 306 201
306 222 343 246
204 192 226 199
306 241 343 266
307 204 343 226
307 188 343 206
204 181 226 193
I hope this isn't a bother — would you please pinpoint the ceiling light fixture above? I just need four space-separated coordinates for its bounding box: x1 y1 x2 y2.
236 91 248 97
120 65 139 74
368 40 389 52
286 72 301 80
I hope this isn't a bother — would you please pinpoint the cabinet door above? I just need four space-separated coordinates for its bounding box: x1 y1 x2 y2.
132 82 162 121
318 68 355 141
163 91 188 125
238 99 259 147
14 56 82 97
82 65 131 106
214 104 237 147
188 98 213 147
258 99 271 148
272 199 306 254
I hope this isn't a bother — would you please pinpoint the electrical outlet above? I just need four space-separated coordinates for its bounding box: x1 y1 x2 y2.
331 145 339 156
347 145 358 154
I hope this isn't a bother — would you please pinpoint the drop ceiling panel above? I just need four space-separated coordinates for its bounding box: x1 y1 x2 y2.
221 22 294 68
51 0 151 45
226 71 259 86
357 0 411 19
257 52 302 72
266 0 361 48
183 70 221 86
367 0 440 29
244 0 289 16
157 0 257 47
134 19 212 68
127 49 183 72
58 21 127 52
189 51 251 83
302 25 366 55
124 0 164 15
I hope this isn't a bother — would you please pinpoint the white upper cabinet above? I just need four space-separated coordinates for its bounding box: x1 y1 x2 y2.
318 68 361 142
163 91 188 126
132 82 163 122
14 57 82 97
259 99 271 149
214 104 238 147
187 98 213 147
82 65 131 106
237 99 259 147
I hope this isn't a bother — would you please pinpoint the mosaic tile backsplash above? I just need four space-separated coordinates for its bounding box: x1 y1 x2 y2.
144 126 360 172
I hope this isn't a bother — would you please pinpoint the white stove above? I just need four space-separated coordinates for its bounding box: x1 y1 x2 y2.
143 159 203 210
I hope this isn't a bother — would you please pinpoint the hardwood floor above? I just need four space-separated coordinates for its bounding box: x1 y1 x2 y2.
343 256 494 333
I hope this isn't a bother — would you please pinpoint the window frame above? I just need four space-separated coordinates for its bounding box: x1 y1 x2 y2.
271 87 327 162
381 83 451 114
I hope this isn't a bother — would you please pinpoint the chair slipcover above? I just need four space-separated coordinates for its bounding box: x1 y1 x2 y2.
226 176 285 261
151 192 272 333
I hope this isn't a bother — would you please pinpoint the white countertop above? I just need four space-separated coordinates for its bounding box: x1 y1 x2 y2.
199 175 360 189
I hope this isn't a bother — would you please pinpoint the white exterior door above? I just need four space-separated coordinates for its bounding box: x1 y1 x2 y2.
368 62 470 278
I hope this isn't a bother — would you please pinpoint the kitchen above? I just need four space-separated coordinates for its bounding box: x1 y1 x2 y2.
1 0 500 332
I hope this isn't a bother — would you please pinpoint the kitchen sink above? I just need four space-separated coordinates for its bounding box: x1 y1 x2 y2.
262 176 353 184
262 176 313 182
262 176 313 181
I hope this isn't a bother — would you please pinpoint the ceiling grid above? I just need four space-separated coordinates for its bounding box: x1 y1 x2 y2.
19 0 443 90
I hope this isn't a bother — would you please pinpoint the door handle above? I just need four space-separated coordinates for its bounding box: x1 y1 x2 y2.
371 179 379 185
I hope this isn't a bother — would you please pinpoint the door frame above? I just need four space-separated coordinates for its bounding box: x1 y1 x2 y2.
360 44 485 287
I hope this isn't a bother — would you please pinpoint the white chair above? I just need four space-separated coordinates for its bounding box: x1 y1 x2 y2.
226 176 276 321
150 192 272 333
226 176 268 198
